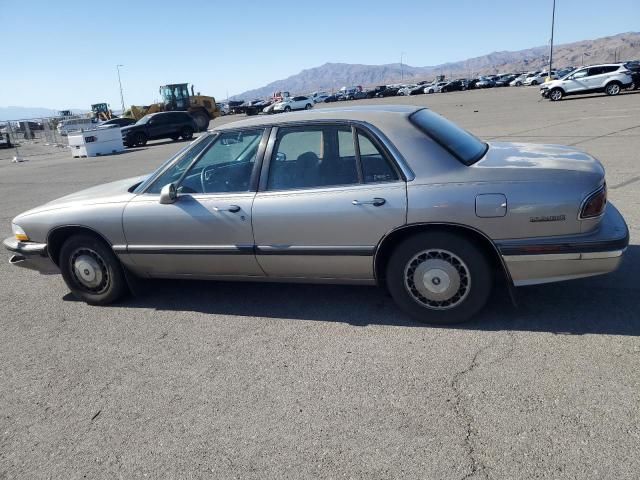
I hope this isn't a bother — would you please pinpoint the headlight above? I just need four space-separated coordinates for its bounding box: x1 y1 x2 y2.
12 223 29 241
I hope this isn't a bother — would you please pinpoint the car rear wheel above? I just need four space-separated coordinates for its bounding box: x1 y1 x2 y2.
386 232 493 324
605 82 621 96
284 106 291 112
59 234 128 305
531 80 538 86
135 132 147 146
549 88 564 101
181 127 194 140
305 103 312 109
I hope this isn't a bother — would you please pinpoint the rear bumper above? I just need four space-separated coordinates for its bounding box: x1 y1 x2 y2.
497 203 629 286
3 237 59 275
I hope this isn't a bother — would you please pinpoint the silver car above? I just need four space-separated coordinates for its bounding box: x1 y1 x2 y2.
4 106 629 324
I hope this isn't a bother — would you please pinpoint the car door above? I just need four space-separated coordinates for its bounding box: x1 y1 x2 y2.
584 67 605 90
252 123 407 280
122 128 268 278
563 68 589 93
146 114 172 139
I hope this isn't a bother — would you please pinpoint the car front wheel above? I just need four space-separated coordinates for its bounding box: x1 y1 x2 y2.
135 132 147 146
59 234 128 305
386 232 493 324
305 103 312 109
549 88 564 101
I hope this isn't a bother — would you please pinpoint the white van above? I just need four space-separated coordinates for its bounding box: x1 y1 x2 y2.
57 117 97 136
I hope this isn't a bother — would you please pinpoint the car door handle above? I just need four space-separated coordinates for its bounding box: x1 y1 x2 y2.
352 198 386 207
213 205 241 213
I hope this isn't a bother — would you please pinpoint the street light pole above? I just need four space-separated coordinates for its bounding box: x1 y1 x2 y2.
548 0 556 76
400 52 405 82
116 64 125 113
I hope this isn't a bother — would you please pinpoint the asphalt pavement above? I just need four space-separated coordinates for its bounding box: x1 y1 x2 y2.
1 86 639 479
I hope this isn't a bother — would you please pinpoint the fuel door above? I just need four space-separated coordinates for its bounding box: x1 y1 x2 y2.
475 194 507 218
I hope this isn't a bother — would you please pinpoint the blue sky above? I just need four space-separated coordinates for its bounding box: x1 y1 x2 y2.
1 0 638 109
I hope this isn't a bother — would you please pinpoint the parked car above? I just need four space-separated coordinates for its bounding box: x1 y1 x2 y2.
509 74 527 87
623 62 640 89
347 90 369 100
424 82 448 94
475 77 495 88
375 87 400 97
368 86 387 98
494 75 516 87
396 85 416 96
541 64 634 101
99 117 136 128
311 91 330 103
523 71 557 86
4 106 628 325
245 99 272 116
272 96 313 112
440 80 467 92
323 94 340 103
120 111 197 147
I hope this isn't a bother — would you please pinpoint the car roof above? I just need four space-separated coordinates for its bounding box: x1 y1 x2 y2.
213 105 422 131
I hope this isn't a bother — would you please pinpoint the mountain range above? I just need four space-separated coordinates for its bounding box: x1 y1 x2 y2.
233 32 640 100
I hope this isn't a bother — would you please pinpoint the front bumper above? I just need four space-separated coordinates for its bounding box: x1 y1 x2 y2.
3 237 59 275
497 203 629 286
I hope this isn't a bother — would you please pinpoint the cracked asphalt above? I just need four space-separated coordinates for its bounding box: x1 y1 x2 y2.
1 87 639 479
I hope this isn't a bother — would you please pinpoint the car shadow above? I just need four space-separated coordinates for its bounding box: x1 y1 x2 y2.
66 246 640 336
560 90 640 101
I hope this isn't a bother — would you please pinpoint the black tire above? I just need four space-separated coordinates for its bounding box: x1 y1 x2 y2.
386 232 493 324
181 127 194 140
549 88 564 101
605 82 621 96
284 106 291 112
59 234 128 305
531 80 538 86
516 81 522 87
191 110 210 132
305 103 312 110
135 132 147 146
170 134 180 141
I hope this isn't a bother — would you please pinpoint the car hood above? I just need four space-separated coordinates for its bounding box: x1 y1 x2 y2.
473 142 605 183
18 175 148 217
120 125 137 134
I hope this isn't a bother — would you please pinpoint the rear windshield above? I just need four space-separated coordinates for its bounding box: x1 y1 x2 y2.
409 109 487 165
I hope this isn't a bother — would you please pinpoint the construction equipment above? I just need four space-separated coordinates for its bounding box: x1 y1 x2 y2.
91 103 116 121
122 83 220 132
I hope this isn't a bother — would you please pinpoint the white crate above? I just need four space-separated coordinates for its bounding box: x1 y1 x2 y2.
68 126 124 157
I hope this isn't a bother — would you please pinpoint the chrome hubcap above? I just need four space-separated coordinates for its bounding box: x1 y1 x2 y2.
405 249 470 310
70 248 109 293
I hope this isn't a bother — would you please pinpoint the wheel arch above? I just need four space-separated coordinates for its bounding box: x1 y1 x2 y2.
47 225 115 266
373 222 514 292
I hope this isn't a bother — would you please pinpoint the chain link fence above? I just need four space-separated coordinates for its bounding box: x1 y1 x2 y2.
0 116 71 162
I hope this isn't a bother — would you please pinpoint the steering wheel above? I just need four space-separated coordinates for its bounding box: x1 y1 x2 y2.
200 164 217 193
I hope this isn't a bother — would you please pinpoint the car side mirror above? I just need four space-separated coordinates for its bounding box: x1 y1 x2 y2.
159 183 177 204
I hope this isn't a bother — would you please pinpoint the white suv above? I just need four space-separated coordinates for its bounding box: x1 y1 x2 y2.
540 64 633 101
272 96 314 112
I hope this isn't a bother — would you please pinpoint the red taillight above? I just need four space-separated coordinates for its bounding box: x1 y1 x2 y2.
580 185 607 219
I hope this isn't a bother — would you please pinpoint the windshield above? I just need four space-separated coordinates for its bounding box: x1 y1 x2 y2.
135 115 152 125
409 109 488 166
133 134 214 194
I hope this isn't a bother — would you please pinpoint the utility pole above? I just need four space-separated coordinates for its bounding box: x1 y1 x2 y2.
400 52 405 82
548 0 556 77
116 65 125 113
